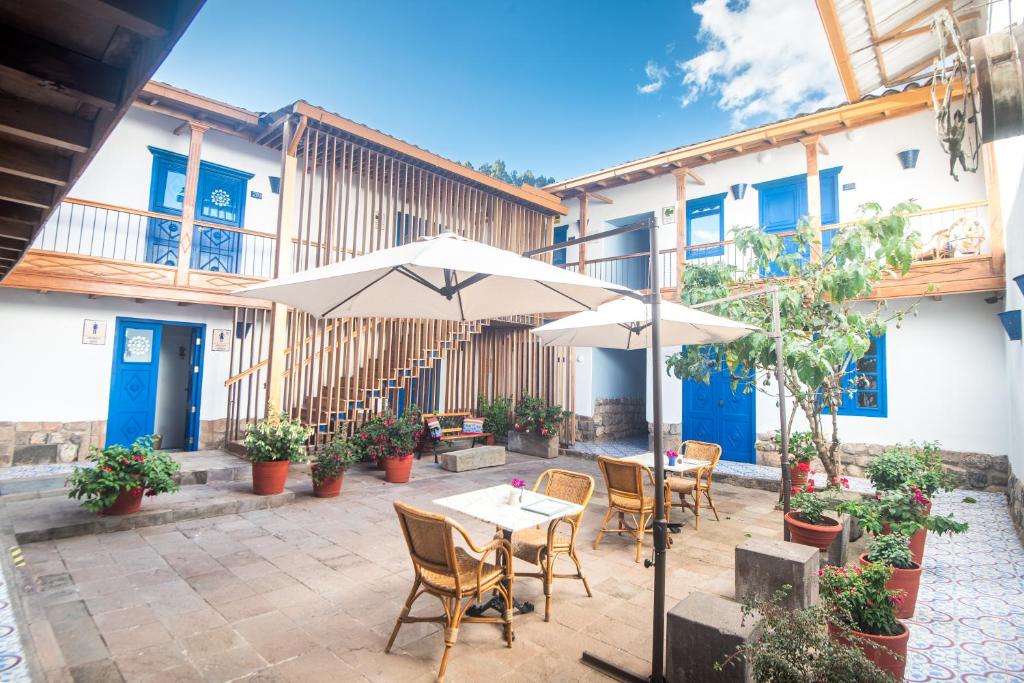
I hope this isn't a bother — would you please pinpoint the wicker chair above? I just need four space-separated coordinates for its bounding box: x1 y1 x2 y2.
594 456 672 563
387 501 513 681
665 440 723 529
508 469 594 621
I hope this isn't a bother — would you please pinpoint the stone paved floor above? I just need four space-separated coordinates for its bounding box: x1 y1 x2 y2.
567 436 648 459
6 454 781 682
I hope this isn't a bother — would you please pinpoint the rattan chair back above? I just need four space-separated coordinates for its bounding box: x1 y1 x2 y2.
597 456 645 503
683 440 722 466
536 469 594 524
394 501 459 581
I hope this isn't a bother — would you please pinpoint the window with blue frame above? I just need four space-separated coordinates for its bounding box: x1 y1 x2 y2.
837 334 887 417
146 147 253 274
686 192 727 258
552 225 568 265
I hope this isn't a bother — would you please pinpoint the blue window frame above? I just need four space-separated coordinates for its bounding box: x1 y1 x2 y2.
552 225 568 265
146 147 253 274
837 334 887 417
685 192 728 259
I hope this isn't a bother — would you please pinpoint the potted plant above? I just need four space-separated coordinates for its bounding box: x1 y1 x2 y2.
507 395 570 459
776 430 816 488
310 434 360 498
867 442 956 507
478 394 513 445
820 562 908 681
785 489 843 550
717 588 892 682
860 532 922 619
243 414 312 495
67 436 180 516
359 411 422 484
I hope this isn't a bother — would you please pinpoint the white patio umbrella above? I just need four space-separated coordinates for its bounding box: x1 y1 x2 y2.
233 231 631 319
531 296 757 349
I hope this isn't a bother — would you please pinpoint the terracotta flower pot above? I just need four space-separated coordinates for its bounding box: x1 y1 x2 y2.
859 553 922 619
384 453 414 484
789 463 810 488
311 465 343 498
375 457 387 471
484 434 496 446
785 511 842 550
252 461 289 495
882 523 928 565
99 487 143 516
830 622 909 681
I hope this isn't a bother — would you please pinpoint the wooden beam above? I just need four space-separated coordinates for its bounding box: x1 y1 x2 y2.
174 122 206 286
578 192 589 275
674 169 687 282
0 140 70 185
0 200 43 225
0 26 125 110
73 0 174 39
802 137 822 262
875 0 950 44
981 143 1005 274
586 190 613 204
862 0 890 84
875 10 979 45
817 138 830 156
814 0 861 102
0 93 93 152
0 220 32 241
686 169 706 186
0 175 54 209
0 235 28 250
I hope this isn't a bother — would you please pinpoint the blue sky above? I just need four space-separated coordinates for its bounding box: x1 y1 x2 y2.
155 1 842 182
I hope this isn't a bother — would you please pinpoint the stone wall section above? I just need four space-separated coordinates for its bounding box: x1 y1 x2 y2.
576 398 645 442
1009 468 1024 545
756 432 1009 492
647 421 682 451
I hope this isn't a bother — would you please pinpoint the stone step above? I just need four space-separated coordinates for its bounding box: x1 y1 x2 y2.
5 479 299 544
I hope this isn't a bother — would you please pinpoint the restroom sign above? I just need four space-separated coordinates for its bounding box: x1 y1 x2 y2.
211 329 231 351
82 319 107 345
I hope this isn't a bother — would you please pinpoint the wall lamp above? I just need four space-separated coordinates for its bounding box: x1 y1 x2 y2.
730 183 748 200
998 310 1022 341
1013 274 1024 297
897 149 920 170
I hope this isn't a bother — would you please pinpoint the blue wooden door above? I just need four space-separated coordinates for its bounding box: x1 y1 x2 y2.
755 169 841 274
184 327 204 450
682 357 755 463
106 320 162 447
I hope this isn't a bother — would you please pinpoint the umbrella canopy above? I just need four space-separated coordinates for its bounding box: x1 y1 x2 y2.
531 296 757 349
234 232 631 320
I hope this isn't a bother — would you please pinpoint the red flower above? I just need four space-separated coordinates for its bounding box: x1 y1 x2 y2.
133 455 144 462
797 461 810 472
103 466 113 472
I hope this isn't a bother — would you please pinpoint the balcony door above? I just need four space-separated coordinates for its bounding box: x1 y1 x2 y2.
754 168 841 275
145 147 254 274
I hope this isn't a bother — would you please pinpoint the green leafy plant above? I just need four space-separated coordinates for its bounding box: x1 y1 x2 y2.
717 587 892 683
819 562 902 637
667 202 923 484
865 532 916 570
513 395 571 437
67 436 180 513
790 491 841 526
866 442 957 496
776 430 817 464
311 434 361 484
866 447 921 492
478 394 513 437
839 488 968 537
244 414 312 463
355 411 423 461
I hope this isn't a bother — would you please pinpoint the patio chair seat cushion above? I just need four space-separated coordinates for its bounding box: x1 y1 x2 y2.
666 477 697 494
509 527 572 563
609 492 655 512
420 547 503 595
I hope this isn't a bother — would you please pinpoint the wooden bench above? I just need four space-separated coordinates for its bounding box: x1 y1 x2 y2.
416 412 492 462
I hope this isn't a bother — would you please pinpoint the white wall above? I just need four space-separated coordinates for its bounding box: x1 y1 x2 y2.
997 135 1024 474
0 289 235 423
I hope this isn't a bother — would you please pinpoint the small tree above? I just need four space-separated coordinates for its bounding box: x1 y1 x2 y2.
666 202 922 483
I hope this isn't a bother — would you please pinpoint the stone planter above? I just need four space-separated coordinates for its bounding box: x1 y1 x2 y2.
507 430 558 459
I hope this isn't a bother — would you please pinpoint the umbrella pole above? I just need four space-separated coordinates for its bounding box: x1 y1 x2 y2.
771 286 792 538
647 220 667 683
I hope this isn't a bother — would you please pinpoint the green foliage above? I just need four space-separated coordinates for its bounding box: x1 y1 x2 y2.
717 587 893 683
790 491 840 526
865 532 916 570
866 447 922 491
478 394 513 437
512 395 571 437
67 436 180 513
839 488 969 537
776 430 817 464
243 414 312 463
354 411 423 461
867 442 957 496
311 434 362 483
462 159 556 188
820 562 902 637
666 202 923 482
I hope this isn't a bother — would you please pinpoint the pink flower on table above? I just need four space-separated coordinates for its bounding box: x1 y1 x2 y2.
665 449 678 460
511 478 525 489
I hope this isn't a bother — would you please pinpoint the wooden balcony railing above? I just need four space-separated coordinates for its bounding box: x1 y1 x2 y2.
559 201 996 296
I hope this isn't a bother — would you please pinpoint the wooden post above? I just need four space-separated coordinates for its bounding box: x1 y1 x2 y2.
981 142 1005 274
673 168 688 287
802 136 822 262
174 122 208 286
578 191 588 274
266 115 305 414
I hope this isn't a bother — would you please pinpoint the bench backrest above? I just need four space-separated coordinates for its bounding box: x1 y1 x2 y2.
423 412 473 436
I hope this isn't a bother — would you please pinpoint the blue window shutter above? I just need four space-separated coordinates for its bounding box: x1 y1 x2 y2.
685 192 728 259
552 225 568 265
837 334 887 417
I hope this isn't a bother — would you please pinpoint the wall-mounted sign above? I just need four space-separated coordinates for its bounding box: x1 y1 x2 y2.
82 319 107 345
250 190 263 199
842 182 857 191
211 329 231 351
661 206 676 225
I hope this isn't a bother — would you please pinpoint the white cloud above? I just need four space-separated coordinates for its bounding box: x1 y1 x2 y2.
637 60 670 94
676 0 844 127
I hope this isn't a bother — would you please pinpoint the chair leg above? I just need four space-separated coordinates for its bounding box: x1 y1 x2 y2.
386 577 422 653
704 488 720 521
692 488 702 530
542 553 554 622
570 547 593 597
634 512 646 563
593 507 614 550
438 598 468 682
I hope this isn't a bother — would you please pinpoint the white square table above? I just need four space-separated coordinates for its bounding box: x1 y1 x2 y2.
434 484 583 618
621 451 707 474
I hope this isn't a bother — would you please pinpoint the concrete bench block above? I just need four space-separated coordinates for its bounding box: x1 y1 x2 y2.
667 591 761 683
735 538 820 610
439 446 506 472
825 512 851 567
